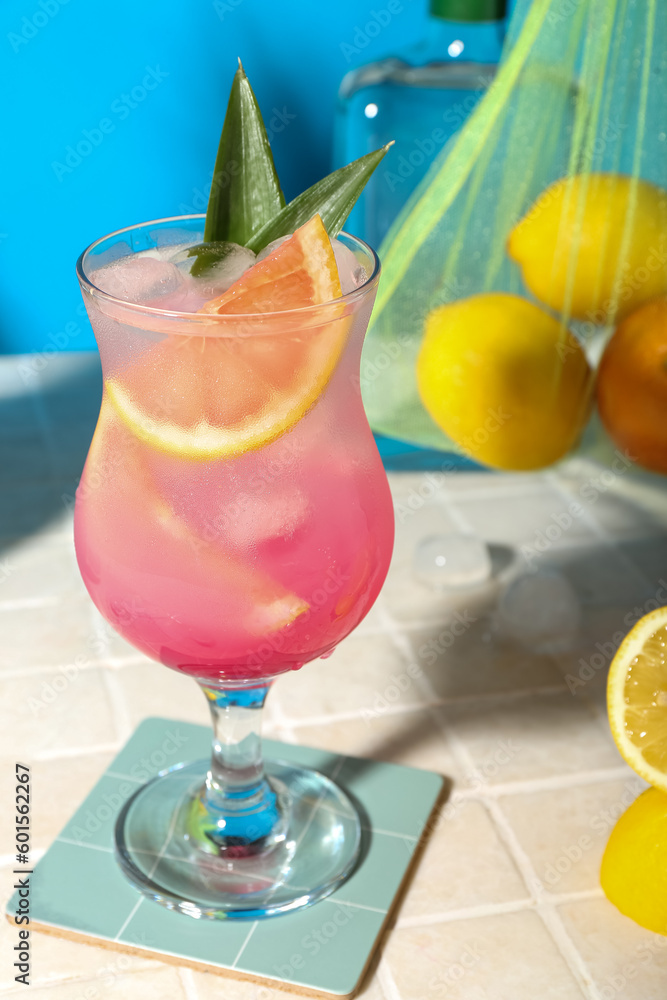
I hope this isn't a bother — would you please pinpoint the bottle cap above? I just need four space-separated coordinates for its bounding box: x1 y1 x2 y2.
430 0 507 20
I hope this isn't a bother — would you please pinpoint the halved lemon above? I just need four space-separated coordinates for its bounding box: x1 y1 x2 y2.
607 607 667 792
600 786 667 935
106 215 347 461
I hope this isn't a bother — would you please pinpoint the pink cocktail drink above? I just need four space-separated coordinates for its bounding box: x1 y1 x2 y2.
74 212 394 920
75 219 393 684
75 339 393 682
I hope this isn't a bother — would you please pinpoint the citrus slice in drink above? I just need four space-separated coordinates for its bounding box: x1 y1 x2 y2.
105 215 346 461
607 607 667 792
79 403 308 640
198 213 341 314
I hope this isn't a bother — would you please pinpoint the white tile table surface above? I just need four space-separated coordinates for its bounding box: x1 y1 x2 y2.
1 352 667 999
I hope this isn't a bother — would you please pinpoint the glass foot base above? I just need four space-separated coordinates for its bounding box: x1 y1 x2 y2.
115 759 361 920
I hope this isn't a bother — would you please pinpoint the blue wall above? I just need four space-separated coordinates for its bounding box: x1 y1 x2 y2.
1 0 433 354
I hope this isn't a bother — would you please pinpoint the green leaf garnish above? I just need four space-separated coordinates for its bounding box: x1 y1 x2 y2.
246 145 393 253
203 59 285 247
187 241 240 278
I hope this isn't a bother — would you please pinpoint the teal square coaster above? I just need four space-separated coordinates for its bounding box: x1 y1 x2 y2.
7 718 443 998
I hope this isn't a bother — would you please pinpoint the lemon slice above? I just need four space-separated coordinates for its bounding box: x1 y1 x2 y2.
84 402 308 636
607 607 667 792
106 215 347 461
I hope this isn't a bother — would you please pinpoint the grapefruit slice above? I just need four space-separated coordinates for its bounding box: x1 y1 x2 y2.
199 213 341 314
80 403 308 638
105 215 347 461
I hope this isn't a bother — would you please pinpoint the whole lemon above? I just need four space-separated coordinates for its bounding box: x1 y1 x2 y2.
416 293 591 471
600 786 667 935
508 174 667 322
597 297 667 474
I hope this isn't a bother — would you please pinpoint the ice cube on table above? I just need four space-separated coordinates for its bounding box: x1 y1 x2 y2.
414 534 492 589
91 256 183 304
498 569 581 653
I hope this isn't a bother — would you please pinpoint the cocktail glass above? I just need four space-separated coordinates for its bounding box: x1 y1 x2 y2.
74 215 394 919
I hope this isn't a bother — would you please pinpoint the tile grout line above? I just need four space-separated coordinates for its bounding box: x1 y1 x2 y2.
231 920 259 969
546 471 657 593
177 966 201 1000
114 796 184 943
281 681 573 730
485 797 600 1000
28 384 62 486
87 601 133 745
58 838 113 853
114 897 145 942
394 888 605 931
377 956 404 1000
423 722 600 997
481 765 637 798
31 742 121 762
438 495 476 534
102 668 134 745
536 906 602 1000
397 897 537 929
0 596 62 612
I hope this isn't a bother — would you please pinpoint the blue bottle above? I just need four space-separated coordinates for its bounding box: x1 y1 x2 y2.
335 0 507 250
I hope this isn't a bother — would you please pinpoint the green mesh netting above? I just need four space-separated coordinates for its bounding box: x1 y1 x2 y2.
362 0 666 467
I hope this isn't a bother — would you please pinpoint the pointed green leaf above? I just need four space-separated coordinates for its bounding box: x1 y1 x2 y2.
203 60 285 246
246 144 393 253
187 241 242 277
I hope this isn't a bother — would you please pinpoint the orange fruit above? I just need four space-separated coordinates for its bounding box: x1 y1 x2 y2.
597 297 667 473
199 213 341 314
105 215 348 460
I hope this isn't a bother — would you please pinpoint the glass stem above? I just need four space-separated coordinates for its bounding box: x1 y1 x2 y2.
194 681 285 856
